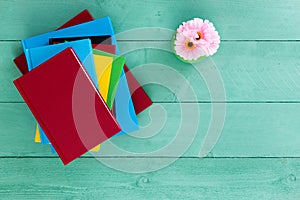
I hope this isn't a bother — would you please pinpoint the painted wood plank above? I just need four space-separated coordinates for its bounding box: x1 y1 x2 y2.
0 158 299 199
3 41 300 102
0 42 23 102
1 102 300 157
122 41 300 102
0 0 300 40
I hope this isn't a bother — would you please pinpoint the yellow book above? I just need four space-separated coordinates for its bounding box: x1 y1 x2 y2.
34 124 41 142
93 54 113 101
91 145 101 152
90 55 113 152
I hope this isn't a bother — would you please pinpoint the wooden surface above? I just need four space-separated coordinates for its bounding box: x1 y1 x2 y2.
0 0 300 199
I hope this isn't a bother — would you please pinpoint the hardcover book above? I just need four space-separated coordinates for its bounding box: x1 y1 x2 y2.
14 48 121 165
25 39 98 145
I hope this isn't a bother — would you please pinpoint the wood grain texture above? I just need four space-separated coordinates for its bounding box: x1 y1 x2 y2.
3 41 300 102
122 41 300 102
0 0 300 40
0 42 23 102
1 102 300 157
1 1 300 199
0 158 299 199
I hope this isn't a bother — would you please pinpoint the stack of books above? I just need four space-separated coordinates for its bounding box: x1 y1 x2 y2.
13 10 152 165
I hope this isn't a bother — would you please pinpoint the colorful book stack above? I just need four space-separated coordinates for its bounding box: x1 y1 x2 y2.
13 10 152 165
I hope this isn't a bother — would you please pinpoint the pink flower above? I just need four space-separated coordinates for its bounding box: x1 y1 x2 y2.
174 18 220 60
174 33 205 61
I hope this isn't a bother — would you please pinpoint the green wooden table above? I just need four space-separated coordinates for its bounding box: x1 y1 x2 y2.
1 0 300 199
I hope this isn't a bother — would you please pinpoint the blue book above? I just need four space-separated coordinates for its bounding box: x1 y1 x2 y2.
22 16 139 138
114 70 139 135
22 17 115 51
25 39 97 145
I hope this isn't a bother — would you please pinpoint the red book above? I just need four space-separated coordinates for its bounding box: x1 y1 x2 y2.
123 65 153 114
92 44 116 54
13 9 94 74
57 9 93 30
14 48 121 165
13 53 28 75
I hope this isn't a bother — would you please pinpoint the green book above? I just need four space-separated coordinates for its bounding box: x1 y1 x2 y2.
93 49 125 109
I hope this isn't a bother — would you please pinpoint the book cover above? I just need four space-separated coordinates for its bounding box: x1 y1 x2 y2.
25 39 98 145
14 48 121 165
93 54 113 102
114 70 139 135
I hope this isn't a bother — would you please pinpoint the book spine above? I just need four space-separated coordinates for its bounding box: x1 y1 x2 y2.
71 48 121 132
25 49 32 71
21 40 27 55
13 79 67 165
21 40 34 72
